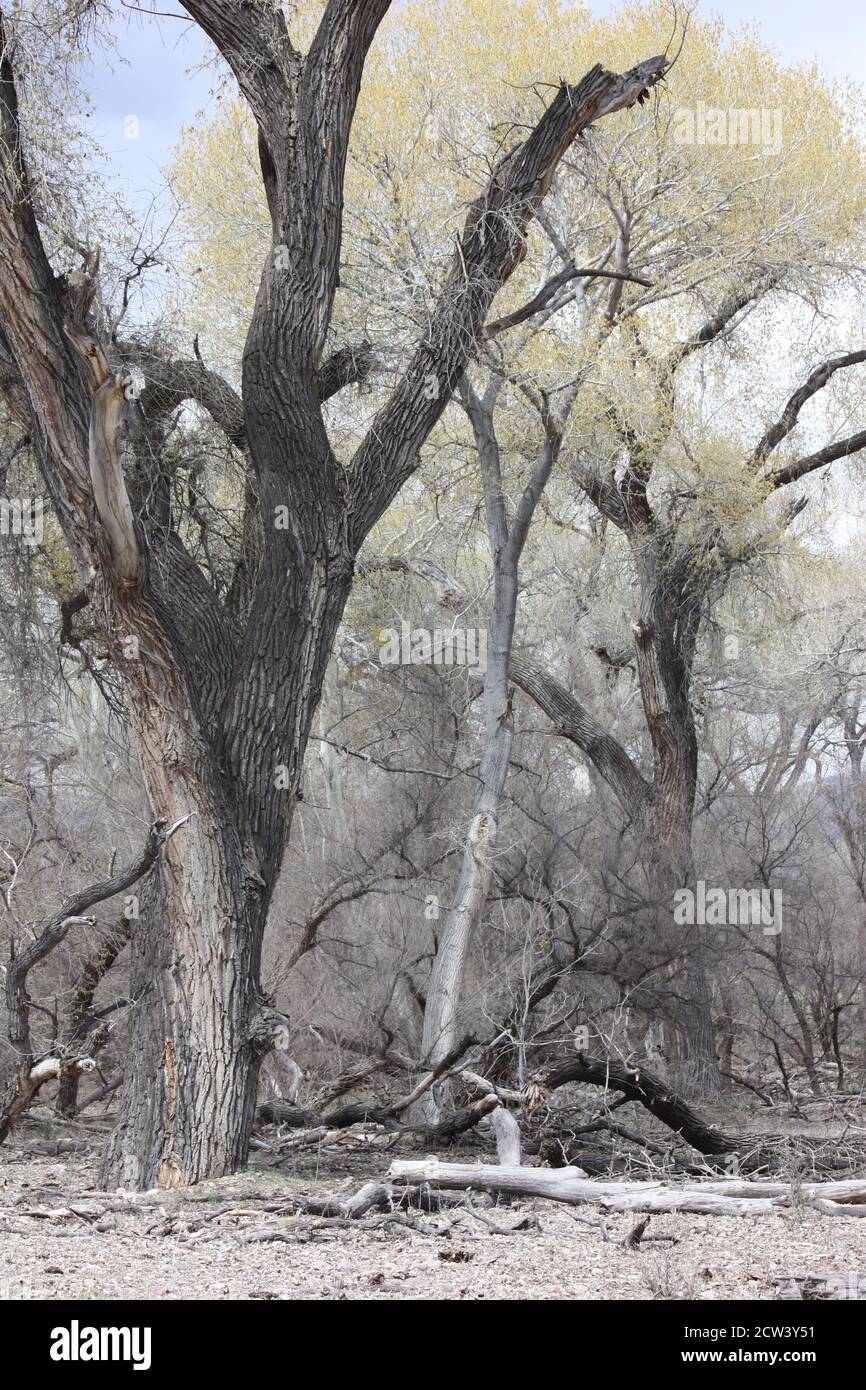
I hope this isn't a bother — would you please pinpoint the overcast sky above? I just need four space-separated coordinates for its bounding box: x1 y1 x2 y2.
89 0 865 208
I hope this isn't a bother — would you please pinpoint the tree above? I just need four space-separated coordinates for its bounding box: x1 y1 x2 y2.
0 0 668 1186
169 0 866 1100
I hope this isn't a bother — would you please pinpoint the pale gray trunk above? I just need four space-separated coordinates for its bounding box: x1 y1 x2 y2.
420 384 561 1112
419 575 516 1080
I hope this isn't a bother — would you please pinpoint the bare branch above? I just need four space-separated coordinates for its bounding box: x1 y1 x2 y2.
768 429 866 490
749 349 866 473
484 264 652 339
509 654 652 822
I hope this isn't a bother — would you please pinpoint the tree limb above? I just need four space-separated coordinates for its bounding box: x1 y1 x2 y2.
348 55 670 545
767 429 866 490
509 654 652 822
748 349 866 472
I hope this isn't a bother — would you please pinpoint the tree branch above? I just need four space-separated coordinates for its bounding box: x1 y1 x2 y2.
509 654 652 822
749 350 866 471
767 429 866 490
484 264 652 339
348 54 670 546
1 816 189 1143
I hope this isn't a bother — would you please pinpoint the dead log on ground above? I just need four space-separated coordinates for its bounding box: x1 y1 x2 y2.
387 1160 866 1216
540 1055 742 1154
773 1272 866 1300
536 1054 865 1172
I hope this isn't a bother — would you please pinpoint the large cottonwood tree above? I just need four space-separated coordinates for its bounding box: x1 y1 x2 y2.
0 1 667 1186
171 0 866 1099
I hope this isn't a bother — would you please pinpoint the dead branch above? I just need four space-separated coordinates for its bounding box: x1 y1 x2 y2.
1 816 188 1143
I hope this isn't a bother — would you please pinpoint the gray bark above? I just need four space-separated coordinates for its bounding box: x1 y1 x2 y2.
388 1161 866 1216
420 383 561 1099
489 1106 522 1166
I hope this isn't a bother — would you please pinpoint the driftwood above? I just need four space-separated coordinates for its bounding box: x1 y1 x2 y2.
387 1160 866 1217
807 1196 866 1218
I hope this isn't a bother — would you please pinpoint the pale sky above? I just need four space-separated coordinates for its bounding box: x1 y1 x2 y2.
89 0 865 208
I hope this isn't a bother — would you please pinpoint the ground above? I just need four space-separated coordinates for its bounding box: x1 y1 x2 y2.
1 1112 863 1301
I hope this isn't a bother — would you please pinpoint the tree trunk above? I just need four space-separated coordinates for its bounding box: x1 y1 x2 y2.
99 857 235 1186
418 634 515 1098
419 387 559 1105
0 12 670 1189
99 839 284 1188
668 957 721 1096
632 553 721 1096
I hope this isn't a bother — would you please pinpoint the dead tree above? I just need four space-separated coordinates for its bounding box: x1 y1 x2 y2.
0 817 184 1143
387 1160 866 1217
54 917 132 1118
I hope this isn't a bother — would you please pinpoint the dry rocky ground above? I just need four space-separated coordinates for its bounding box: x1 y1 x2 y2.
1 1107 864 1302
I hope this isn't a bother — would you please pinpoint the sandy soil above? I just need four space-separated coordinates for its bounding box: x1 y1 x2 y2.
2 1144 863 1301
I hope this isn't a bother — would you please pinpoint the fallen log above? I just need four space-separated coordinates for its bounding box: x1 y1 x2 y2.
387 1161 866 1217
540 1056 742 1154
258 1082 497 1145
807 1196 866 1218
257 1034 477 1133
773 1272 866 1300
535 1055 865 1173
256 1102 320 1128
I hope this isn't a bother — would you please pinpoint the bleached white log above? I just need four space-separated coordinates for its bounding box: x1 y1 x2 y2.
387 1161 866 1217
